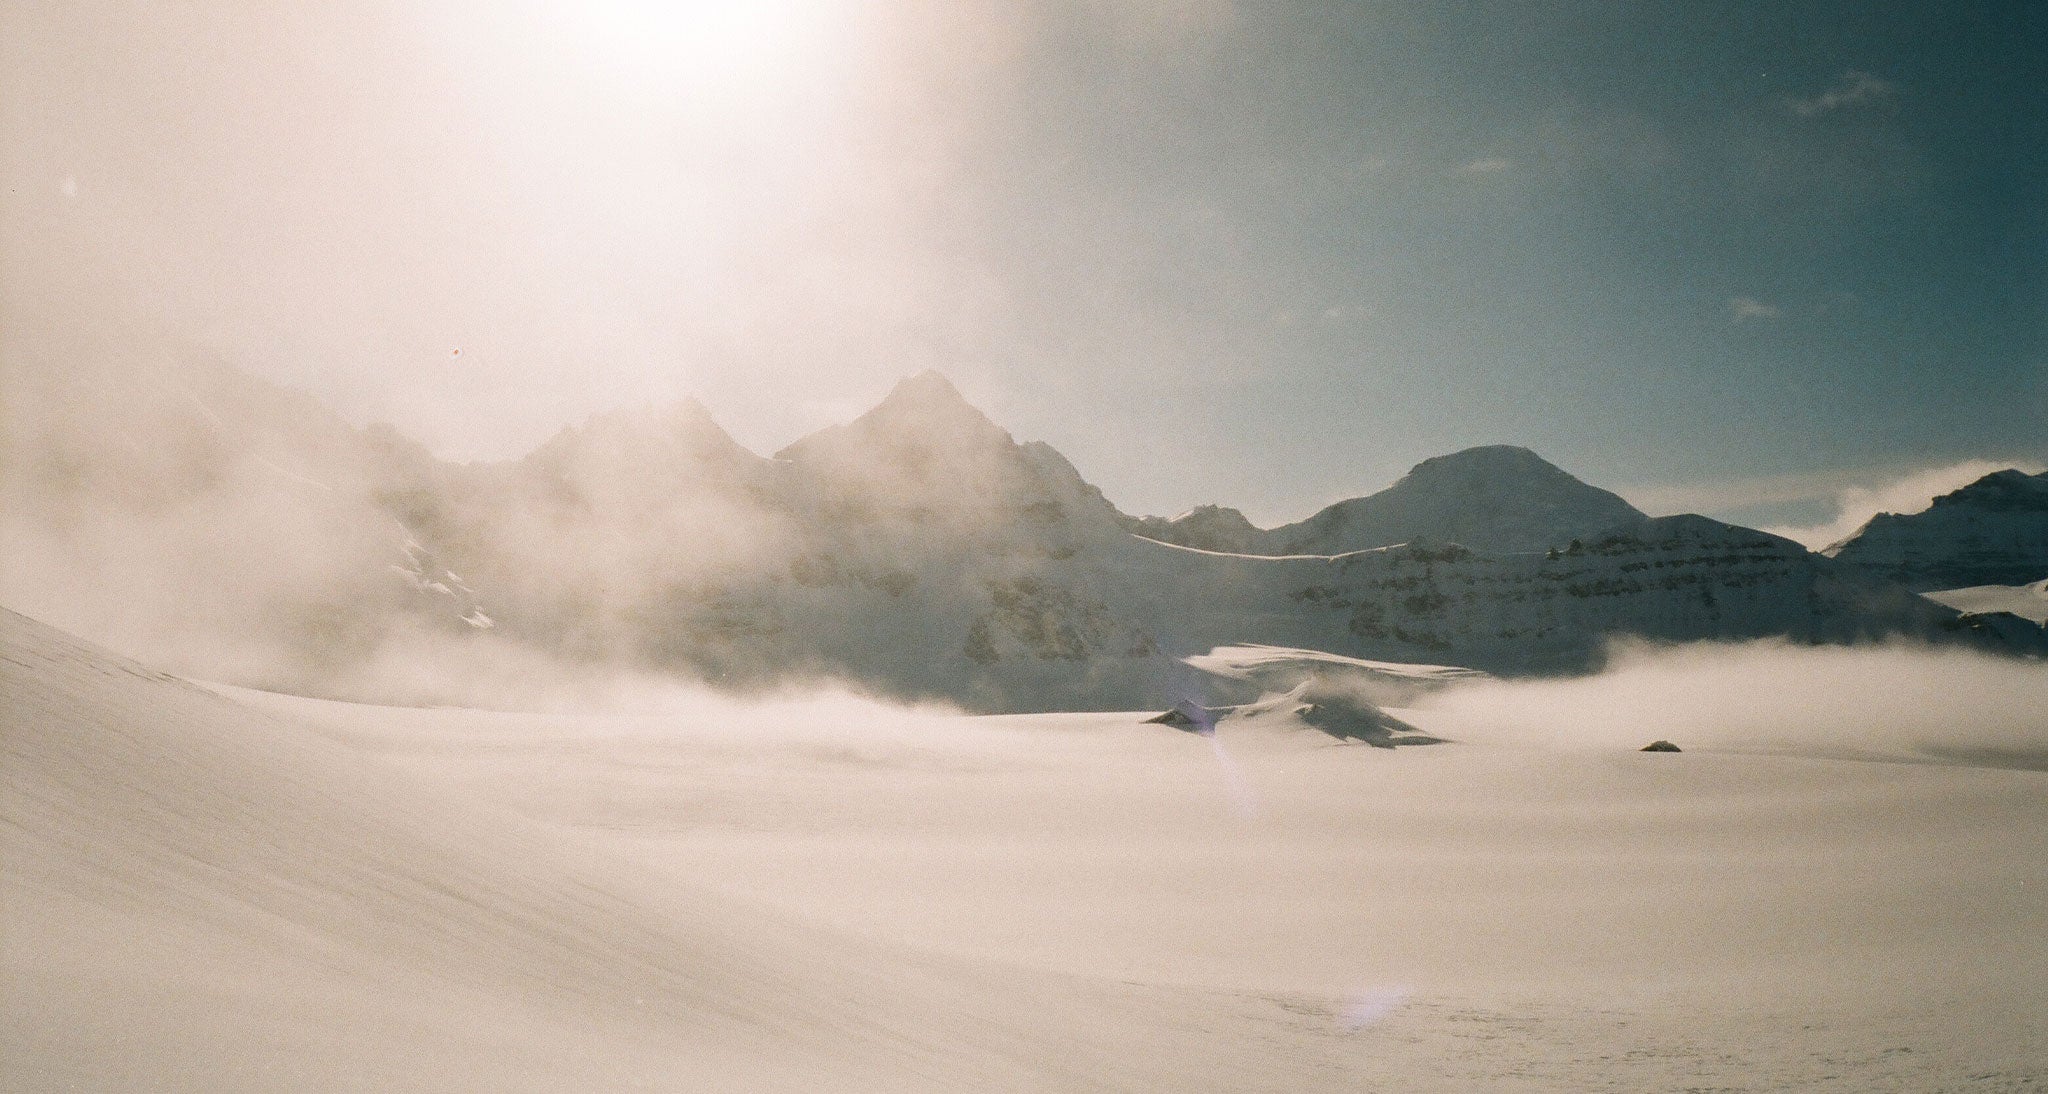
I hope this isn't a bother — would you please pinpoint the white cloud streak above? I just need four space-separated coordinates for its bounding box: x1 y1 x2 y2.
1728 296 1782 322
1788 71 1894 117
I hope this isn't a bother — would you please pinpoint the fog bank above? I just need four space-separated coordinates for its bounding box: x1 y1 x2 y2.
1418 639 2048 767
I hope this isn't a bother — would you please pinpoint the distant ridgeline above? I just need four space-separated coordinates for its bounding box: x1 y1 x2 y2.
6 360 2043 712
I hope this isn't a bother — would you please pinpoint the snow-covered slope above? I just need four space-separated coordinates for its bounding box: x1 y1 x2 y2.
0 607 1338 1092
1925 579 2048 626
3 605 823 1089
1827 469 2048 590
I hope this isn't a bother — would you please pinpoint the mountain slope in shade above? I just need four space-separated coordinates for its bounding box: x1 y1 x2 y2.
1827 469 2048 590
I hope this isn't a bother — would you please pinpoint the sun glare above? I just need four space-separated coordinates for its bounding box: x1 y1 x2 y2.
552 0 841 97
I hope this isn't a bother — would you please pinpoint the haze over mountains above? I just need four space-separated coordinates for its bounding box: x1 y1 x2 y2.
3 341 2040 712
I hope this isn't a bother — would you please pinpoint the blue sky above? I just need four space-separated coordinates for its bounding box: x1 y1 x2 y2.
4 1 2041 529
938 2 2046 524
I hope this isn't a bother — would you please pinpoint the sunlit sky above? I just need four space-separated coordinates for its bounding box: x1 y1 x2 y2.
4 1 2042 528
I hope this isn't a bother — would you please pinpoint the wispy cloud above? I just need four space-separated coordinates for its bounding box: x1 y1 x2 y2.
1788 71 1894 117
1623 467 1889 518
1763 458 2047 549
1728 296 1781 322
1453 157 1514 175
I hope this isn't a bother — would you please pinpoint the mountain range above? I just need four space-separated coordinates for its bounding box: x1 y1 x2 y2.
4 352 2040 711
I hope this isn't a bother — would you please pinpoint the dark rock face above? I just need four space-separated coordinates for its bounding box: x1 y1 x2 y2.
1640 740 1682 753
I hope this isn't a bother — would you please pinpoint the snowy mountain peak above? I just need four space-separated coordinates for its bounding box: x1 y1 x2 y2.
1827 467 2048 589
1118 446 1648 557
1269 445 1647 555
776 371 1010 465
863 370 1005 438
1173 503 1257 526
11 342 2030 714
884 368 971 408
1391 446 1637 506
1405 444 1568 480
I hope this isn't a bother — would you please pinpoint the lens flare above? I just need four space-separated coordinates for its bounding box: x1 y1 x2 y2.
1339 985 1412 1032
